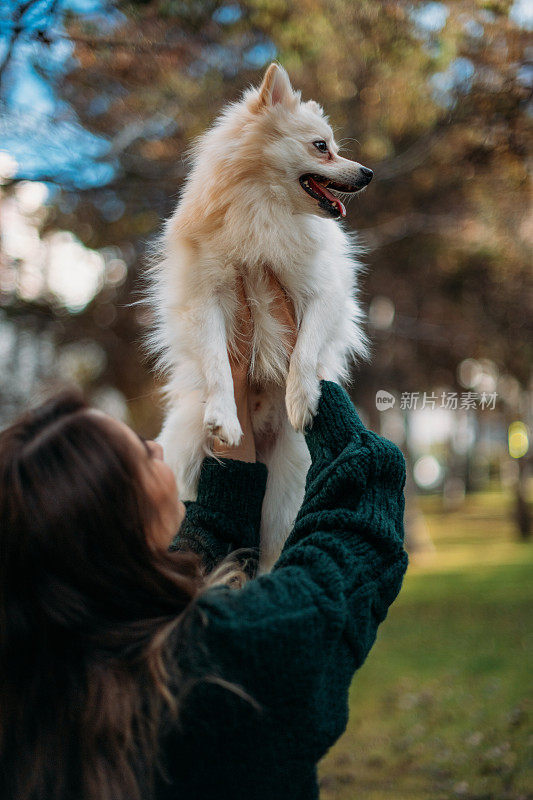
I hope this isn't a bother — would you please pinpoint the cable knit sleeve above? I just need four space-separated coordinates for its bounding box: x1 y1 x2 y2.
169 457 268 573
181 381 408 769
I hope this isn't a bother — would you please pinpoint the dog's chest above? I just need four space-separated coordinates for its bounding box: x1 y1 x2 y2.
241 268 310 387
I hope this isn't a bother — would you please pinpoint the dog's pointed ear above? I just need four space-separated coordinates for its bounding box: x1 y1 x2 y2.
256 63 296 109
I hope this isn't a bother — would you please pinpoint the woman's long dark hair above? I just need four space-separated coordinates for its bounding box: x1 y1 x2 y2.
0 391 205 800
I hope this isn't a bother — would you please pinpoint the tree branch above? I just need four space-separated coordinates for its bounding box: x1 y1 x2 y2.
0 0 44 87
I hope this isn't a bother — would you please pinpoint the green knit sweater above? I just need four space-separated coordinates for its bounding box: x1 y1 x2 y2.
160 381 408 800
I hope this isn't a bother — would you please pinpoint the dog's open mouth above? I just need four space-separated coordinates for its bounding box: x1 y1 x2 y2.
299 174 364 219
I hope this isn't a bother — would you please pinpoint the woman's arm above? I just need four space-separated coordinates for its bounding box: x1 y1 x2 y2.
186 381 407 762
170 456 266 573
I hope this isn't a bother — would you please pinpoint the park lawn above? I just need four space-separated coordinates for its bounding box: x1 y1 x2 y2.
318 490 533 800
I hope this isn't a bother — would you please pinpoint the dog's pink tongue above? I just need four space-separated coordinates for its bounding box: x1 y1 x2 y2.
308 176 346 218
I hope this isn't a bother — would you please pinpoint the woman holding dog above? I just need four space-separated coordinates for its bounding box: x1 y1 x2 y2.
0 274 407 800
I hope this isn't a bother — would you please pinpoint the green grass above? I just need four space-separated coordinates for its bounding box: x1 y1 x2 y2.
318 490 533 800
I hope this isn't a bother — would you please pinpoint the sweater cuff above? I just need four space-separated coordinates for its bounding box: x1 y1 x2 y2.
305 381 366 459
195 456 268 529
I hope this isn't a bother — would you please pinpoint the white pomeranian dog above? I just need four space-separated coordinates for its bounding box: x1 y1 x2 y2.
148 63 372 571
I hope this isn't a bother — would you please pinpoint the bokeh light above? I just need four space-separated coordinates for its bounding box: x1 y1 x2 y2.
508 421 529 459
413 455 444 489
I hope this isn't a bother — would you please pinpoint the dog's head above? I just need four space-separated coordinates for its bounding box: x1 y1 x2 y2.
242 63 373 219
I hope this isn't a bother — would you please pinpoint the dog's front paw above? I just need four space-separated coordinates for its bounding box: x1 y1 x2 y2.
285 372 320 433
204 400 243 446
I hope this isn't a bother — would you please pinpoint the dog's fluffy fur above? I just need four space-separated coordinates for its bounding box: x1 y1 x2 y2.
148 64 371 571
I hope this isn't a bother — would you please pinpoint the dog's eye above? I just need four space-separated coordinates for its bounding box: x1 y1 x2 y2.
313 140 329 153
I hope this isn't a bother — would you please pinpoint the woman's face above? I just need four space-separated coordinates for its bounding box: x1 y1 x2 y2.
93 413 186 549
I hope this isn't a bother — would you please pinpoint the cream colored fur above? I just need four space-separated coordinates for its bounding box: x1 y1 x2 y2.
148 63 369 571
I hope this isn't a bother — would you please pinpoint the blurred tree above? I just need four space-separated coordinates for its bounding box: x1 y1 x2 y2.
6 0 528 380
0 0 531 481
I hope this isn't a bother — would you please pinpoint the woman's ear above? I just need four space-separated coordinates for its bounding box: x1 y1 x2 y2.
256 63 297 109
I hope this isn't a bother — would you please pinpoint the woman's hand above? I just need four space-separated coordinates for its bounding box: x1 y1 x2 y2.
211 270 298 462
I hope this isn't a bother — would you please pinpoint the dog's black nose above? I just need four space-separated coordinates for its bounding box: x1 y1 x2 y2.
360 166 373 184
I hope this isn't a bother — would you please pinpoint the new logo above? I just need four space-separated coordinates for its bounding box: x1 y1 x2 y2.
375 390 395 410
